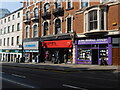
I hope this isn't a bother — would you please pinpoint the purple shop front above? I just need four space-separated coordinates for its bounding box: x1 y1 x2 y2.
75 37 112 65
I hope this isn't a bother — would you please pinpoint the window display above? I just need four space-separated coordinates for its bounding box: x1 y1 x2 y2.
99 49 108 60
78 49 91 60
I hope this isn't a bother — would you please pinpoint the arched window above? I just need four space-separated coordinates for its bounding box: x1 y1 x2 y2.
34 8 38 17
33 25 38 37
44 22 49 36
55 19 61 34
25 26 30 38
44 3 50 12
26 11 30 19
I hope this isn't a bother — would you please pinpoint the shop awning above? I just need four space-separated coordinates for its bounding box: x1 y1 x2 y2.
42 40 72 48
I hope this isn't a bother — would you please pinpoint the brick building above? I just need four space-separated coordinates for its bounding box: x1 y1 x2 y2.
22 0 120 65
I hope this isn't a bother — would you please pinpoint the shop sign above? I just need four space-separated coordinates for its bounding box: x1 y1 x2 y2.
42 40 72 48
23 41 38 50
24 50 38 52
78 38 110 45
6 50 10 52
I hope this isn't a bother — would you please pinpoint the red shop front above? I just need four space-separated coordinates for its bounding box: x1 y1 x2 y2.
42 40 73 64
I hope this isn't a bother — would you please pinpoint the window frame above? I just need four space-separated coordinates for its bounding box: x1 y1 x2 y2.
66 0 73 9
80 0 89 9
54 18 62 35
32 24 38 37
16 36 19 45
66 15 73 33
84 7 107 33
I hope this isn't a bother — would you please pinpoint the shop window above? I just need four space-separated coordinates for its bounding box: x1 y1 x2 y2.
99 49 108 61
33 25 38 37
44 3 50 12
44 22 49 36
55 18 61 34
78 45 91 48
99 44 108 48
78 49 91 60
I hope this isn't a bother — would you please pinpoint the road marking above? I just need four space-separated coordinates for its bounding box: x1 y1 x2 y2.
12 74 26 78
1 77 35 88
62 84 88 90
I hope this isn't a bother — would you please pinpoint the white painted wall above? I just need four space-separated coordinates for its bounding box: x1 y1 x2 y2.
0 8 23 50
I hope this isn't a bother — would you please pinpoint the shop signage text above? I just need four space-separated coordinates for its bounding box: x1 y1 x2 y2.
42 40 72 48
78 38 110 44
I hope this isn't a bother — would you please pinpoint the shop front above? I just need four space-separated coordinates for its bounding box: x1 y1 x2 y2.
76 37 112 65
23 41 39 63
0 49 22 62
42 40 73 64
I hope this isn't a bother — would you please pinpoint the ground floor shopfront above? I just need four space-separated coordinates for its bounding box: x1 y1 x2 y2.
42 40 73 64
75 37 112 65
0 49 22 62
23 40 40 63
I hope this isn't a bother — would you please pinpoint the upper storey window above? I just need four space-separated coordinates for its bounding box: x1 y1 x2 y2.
44 3 50 12
34 8 38 17
81 0 89 8
84 7 107 32
66 0 72 9
55 18 61 34
55 0 62 8
26 0 30 6
26 11 30 19
101 0 111 3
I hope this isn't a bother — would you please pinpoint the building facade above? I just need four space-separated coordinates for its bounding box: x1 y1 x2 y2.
22 0 120 65
74 0 120 65
0 8 23 62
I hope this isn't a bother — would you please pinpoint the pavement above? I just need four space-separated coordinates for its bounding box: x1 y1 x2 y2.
1 62 120 72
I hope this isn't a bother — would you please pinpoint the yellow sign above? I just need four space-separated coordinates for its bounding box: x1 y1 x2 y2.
6 50 10 52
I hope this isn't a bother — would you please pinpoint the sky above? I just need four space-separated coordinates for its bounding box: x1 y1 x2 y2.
0 0 23 12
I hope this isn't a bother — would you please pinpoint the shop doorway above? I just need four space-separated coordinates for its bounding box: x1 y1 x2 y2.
92 49 98 64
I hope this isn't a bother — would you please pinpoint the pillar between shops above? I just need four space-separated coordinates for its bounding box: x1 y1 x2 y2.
72 44 76 64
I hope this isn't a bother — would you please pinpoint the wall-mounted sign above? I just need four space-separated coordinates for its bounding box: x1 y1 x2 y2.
78 38 111 45
23 41 38 50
